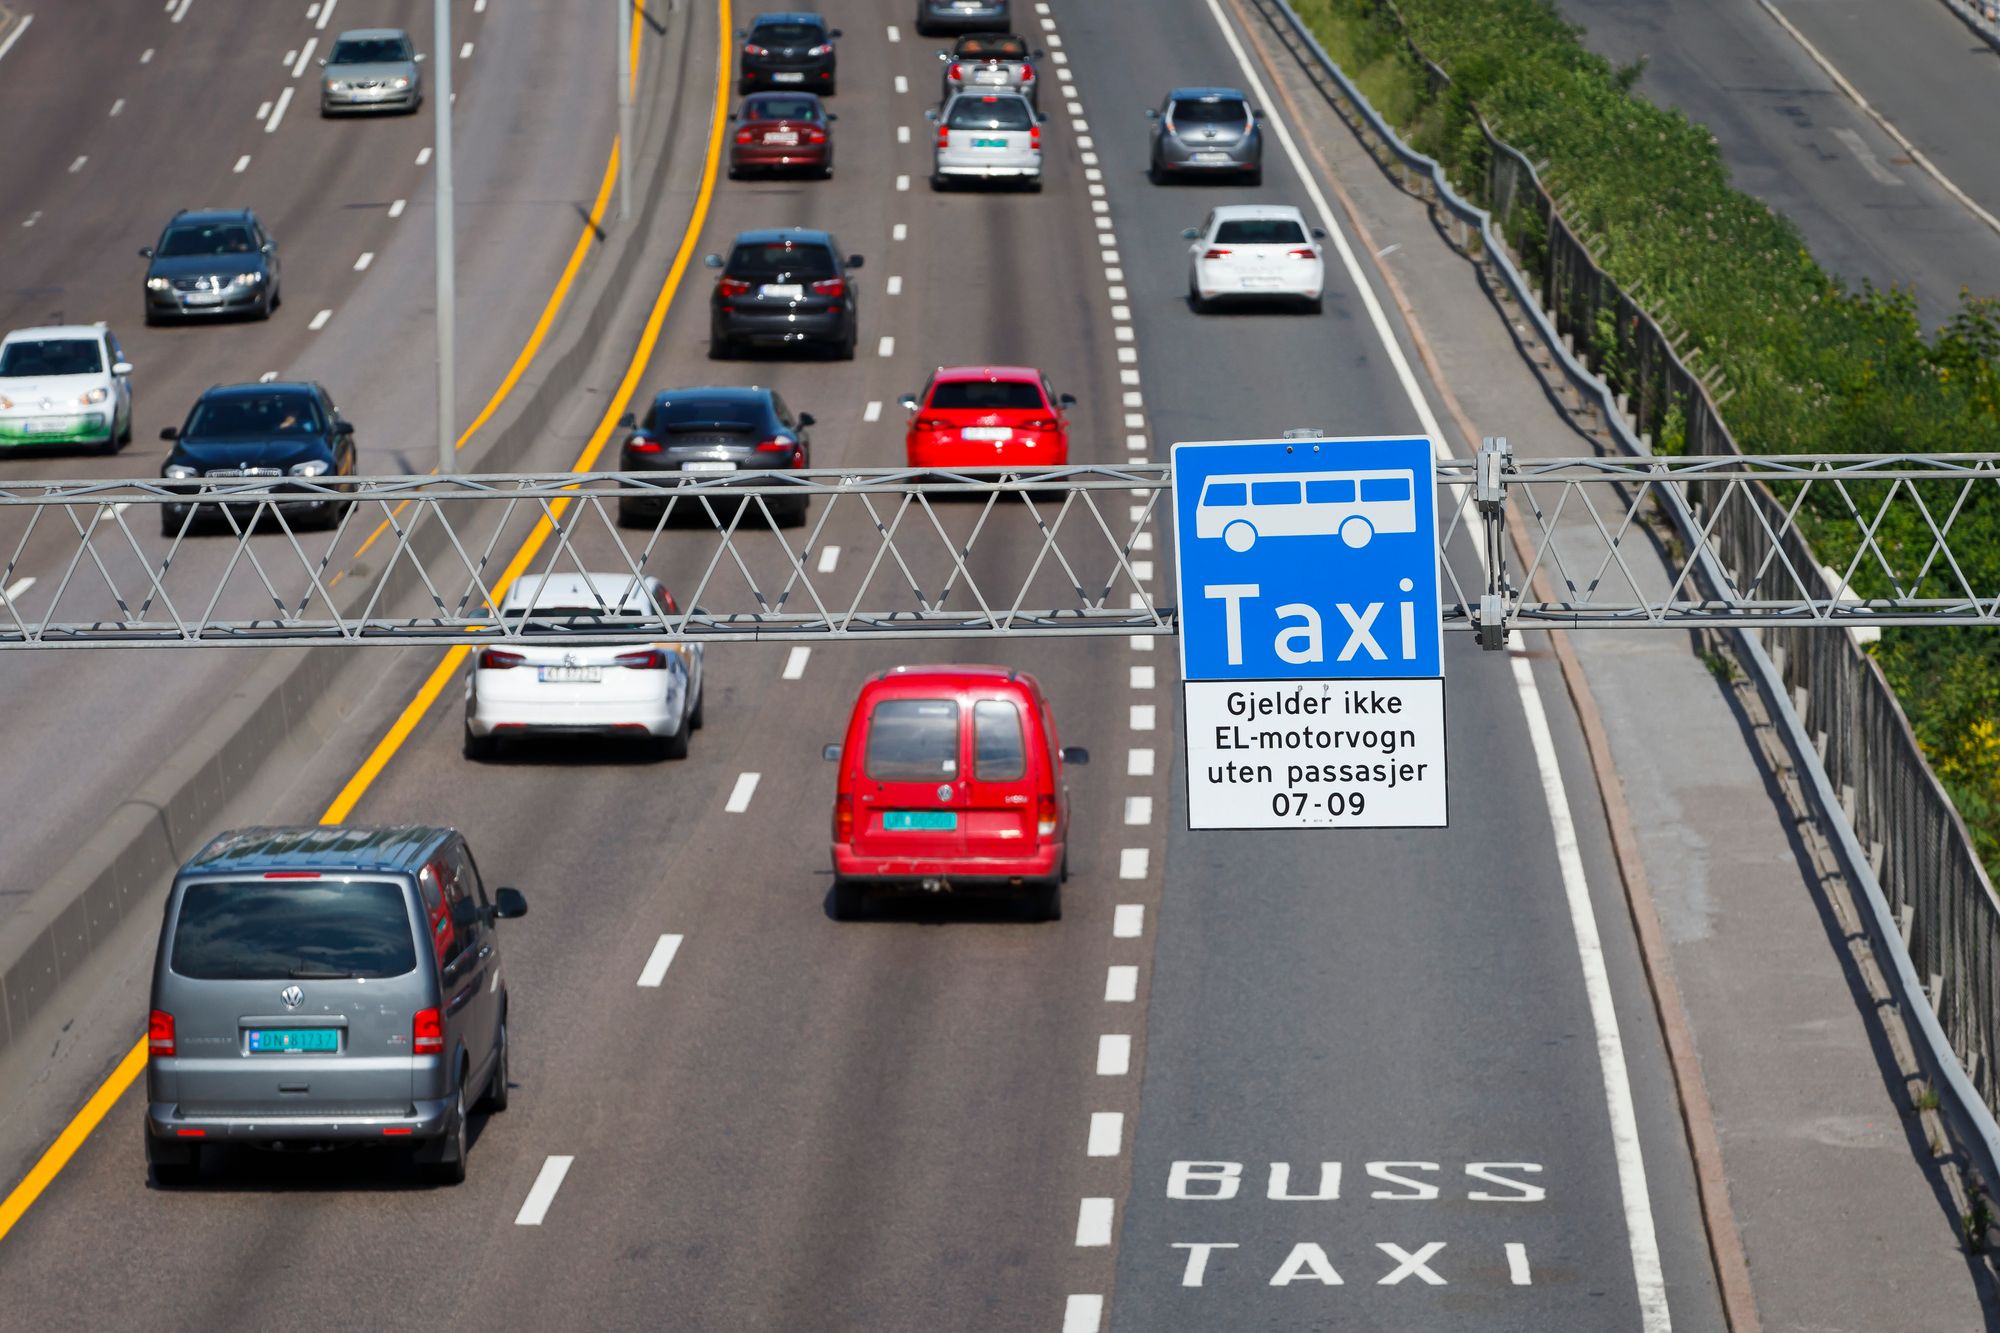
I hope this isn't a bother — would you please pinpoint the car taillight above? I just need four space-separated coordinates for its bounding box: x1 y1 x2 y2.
413 1007 444 1056
937 124 950 148
1037 794 1058 839
149 1009 175 1057
1021 62 1035 82
479 648 525 670
914 417 951 430
948 62 963 79
755 437 797 453
1030 125 1040 151
614 649 669 670
1288 248 1317 259
743 43 767 55
834 793 854 841
811 276 845 298
806 126 827 144
718 277 751 298
735 126 756 144
1203 247 1232 259
626 432 662 453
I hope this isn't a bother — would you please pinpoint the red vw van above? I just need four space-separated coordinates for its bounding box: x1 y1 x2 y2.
825 665 1087 920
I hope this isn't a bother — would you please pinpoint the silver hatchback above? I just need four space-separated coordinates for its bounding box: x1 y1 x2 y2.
143 826 527 1187
929 90 1045 191
319 28 424 116
1148 86 1263 185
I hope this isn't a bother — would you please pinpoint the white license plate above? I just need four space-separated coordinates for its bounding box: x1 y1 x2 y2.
1193 152 1233 163
962 426 1013 441
764 131 800 145
682 460 738 473
771 71 805 83
538 666 601 683
21 419 67 435
183 291 224 305
1242 275 1285 289
759 283 804 300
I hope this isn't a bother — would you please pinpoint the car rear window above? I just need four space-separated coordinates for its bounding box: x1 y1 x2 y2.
1214 219 1308 245
0 339 102 377
973 700 1027 781
650 394 767 430
726 242 838 280
957 36 1027 58
1172 98 1247 123
947 97 1034 130
186 392 323 436
928 380 1044 411
158 224 258 257
329 36 412 63
170 880 418 980
747 97 821 120
865 699 961 780
749 21 820 43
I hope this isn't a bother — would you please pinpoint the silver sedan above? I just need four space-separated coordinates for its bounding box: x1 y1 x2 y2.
319 28 425 116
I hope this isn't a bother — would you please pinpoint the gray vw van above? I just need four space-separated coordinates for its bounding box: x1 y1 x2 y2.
144 825 526 1186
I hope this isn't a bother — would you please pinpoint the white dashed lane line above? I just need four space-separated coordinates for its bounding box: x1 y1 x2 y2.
886 22 900 41
1123 796 1152 826
897 125 910 144
1112 904 1144 938
0 577 37 606
67 157 86 174
388 198 407 218
266 87 294 133
416 146 433 165
1119 848 1148 879
256 100 272 120
1086 1112 1124 1157
233 155 250 174
782 646 810 680
1064 1296 1104 1332
315 0 340 29
459 41 473 59
354 252 374 271
892 223 907 241
140 47 155 64
0 14 34 64
292 38 317 78
877 335 895 358
725 772 761 813
816 545 841 573
1129 704 1155 731
258 371 278 382
282 50 296 68
1105 966 1138 1003
515 1156 573 1226
109 99 125 117
1127 749 1154 777
636 934 683 987
308 309 332 330
170 0 194 23
862 400 882 422
1075 1198 1114 1246
896 174 909 192
1096 1034 1131 1075
893 74 908 94
886 275 903 296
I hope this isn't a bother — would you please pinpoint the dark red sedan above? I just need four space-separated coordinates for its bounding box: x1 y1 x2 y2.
728 92 835 179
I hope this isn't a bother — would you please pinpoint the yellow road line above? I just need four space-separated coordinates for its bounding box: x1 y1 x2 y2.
0 0 720 1247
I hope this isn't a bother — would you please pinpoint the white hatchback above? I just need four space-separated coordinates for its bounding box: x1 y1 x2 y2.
0 323 134 453
464 573 705 761
1184 205 1326 312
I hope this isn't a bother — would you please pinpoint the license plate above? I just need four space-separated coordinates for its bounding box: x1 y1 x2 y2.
539 665 602 683
884 810 958 831
962 426 1013 441
764 131 800 145
21 419 67 435
759 283 804 300
1193 151 1232 163
184 291 224 305
972 137 1008 148
974 71 1006 81
1243 275 1285 289
681 460 737 473
247 1028 338 1053
772 71 805 83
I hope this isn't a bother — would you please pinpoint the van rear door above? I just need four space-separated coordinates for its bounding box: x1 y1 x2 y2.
159 877 428 1118
850 696 968 861
963 696 1038 859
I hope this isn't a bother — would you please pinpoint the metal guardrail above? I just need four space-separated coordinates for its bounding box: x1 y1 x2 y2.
1940 0 2000 51
1255 0 2000 1205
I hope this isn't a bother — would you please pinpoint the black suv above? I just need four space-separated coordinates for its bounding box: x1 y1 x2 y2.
141 208 282 324
616 385 816 528
738 12 840 94
160 382 357 535
706 228 863 359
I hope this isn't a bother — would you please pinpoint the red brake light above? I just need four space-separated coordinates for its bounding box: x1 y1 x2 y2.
755 437 797 452
626 433 662 454
1287 248 1317 259
833 793 854 841
1022 417 1057 431
1203 247 1232 259
743 42 766 55
1021 62 1034 81
806 126 827 144
1036 794 1058 839
1030 125 1040 151
937 123 950 148
614 649 669 670
149 1009 176 1057
948 62 963 79
413 1007 444 1056
735 126 755 144
262 871 321 879
479 648 525 670
811 276 846 298
914 417 951 430
718 277 751 298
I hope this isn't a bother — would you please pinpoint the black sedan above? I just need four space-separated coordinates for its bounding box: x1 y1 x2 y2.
739 12 840 95
706 227 862 360
159 382 356 536
616 386 815 528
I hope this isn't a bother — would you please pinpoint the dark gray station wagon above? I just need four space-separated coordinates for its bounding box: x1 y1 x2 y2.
144 826 527 1186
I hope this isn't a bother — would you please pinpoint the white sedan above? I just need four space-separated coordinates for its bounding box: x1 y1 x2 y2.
1184 204 1326 313
464 573 705 760
0 323 134 453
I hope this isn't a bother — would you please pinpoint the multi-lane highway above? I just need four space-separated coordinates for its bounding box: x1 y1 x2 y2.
0 0 1729 1328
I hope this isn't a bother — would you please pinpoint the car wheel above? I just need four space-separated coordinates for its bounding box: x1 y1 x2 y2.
429 1082 469 1185
117 410 133 447
145 1131 201 1188
833 332 857 361
1305 296 1324 315
476 1010 511 1114
1024 175 1042 193
689 680 705 731
1188 283 1207 314
708 332 737 360
463 720 499 760
1037 881 1063 922
1246 166 1264 187
256 290 274 321
161 509 187 539
832 879 866 920
1149 158 1166 185
929 172 948 192
657 707 692 761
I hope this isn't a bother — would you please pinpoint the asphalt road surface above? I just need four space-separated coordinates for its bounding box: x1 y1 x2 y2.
0 1 1727 1328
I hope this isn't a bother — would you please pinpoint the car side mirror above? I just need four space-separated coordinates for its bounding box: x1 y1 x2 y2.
1057 393 1077 408
936 49 950 61
334 419 355 435
828 27 843 38
797 412 816 427
112 361 134 376
1038 111 1048 122
1251 107 1263 119
703 254 724 269
414 52 427 62
618 412 636 428
1144 108 1160 119
898 394 918 411
1062 746 1090 765
138 246 155 259
727 111 738 121
1181 227 1200 240
493 887 528 919
826 112 838 122
923 108 939 121
822 744 842 761
847 254 864 268
260 242 274 254
316 57 328 66
1311 227 1327 239
159 426 179 441
1034 49 1046 58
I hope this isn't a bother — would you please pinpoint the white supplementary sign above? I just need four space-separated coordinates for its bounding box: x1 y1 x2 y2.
1171 436 1447 829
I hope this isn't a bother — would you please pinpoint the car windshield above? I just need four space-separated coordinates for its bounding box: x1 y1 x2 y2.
651 395 767 430
929 380 1044 411
330 36 412 62
749 22 819 43
726 242 838 280
947 97 1034 130
157 223 258 257
170 880 417 980
957 36 1026 58
747 96 821 121
1172 98 1247 123
186 392 323 436
0 339 102 377
865 699 961 780
1214 218 1307 244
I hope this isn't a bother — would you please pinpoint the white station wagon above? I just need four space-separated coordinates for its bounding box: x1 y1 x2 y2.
0 323 134 453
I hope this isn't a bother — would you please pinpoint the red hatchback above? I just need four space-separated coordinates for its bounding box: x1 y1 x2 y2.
899 365 1074 470
729 92 836 178
825 665 1088 920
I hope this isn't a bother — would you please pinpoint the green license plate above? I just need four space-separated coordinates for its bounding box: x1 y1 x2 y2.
972 137 1007 148
884 810 958 831
247 1028 339 1053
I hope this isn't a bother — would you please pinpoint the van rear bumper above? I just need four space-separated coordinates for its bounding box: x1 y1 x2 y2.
145 1097 451 1144
833 843 1063 890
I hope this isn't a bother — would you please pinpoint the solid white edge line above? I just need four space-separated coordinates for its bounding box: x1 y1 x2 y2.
637 933 683 987
1086 1111 1124 1157
1096 1033 1131 1075
725 772 761 813
1062 1294 1104 1333
0 14 33 65
514 1155 574 1225
1508 648 1670 1327
782 645 811 680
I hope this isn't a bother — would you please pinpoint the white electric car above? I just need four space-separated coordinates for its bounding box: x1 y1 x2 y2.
0 324 134 453
464 573 705 761
1184 204 1327 313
